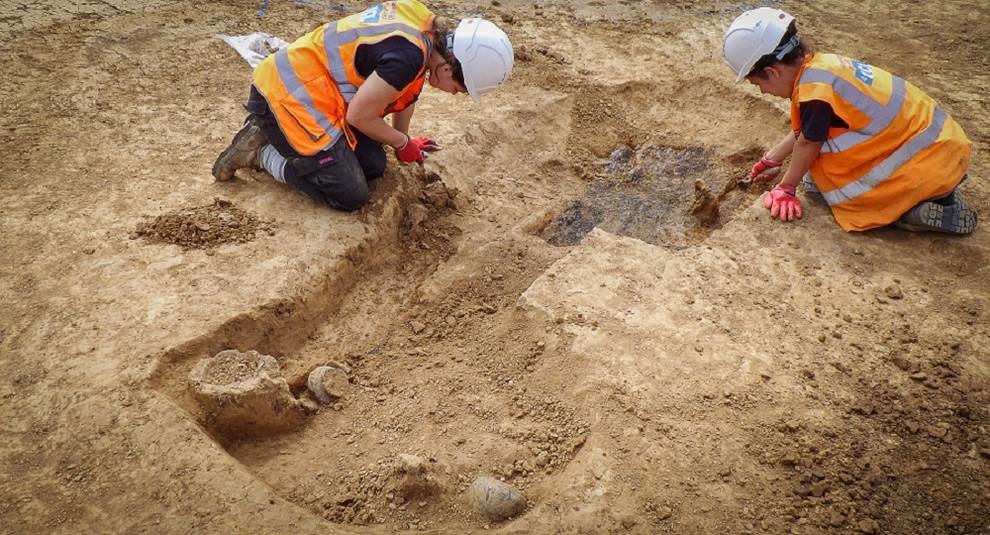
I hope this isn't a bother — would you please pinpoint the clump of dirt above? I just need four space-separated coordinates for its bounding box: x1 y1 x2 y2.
401 178 461 258
134 197 275 249
196 349 269 385
690 179 720 226
320 453 452 525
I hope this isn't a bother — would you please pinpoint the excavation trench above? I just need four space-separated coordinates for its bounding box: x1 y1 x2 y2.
149 79 776 531
148 166 458 432
149 152 763 532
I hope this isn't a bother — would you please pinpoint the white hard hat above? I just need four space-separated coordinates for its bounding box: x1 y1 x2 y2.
723 8 795 82
451 18 513 102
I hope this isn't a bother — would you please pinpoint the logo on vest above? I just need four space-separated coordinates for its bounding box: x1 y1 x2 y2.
380 1 396 20
851 60 875 86
360 4 383 23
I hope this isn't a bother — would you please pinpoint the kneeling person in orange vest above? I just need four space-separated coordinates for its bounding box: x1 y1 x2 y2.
212 0 513 211
723 8 977 234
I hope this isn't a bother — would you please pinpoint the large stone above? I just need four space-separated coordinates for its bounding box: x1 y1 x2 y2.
468 476 527 521
188 349 306 439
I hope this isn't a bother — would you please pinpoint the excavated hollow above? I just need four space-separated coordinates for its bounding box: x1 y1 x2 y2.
541 144 734 248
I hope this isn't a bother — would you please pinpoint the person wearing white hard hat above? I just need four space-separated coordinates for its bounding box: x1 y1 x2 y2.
212 0 513 211
723 8 976 234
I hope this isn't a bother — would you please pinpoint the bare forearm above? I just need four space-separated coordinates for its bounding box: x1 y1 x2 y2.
767 131 797 162
391 104 415 135
345 72 410 149
779 135 823 188
348 116 408 148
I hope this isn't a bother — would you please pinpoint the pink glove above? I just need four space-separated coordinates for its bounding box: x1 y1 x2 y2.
394 135 440 163
763 183 803 222
750 153 783 182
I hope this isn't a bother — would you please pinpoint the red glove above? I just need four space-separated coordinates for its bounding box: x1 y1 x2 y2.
394 135 440 163
750 153 783 182
763 183 803 222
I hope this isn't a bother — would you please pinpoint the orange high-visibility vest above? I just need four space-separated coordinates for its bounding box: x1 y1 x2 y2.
791 53 971 231
253 0 435 156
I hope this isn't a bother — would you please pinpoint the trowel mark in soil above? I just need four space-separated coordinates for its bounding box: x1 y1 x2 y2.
134 197 275 249
541 144 733 247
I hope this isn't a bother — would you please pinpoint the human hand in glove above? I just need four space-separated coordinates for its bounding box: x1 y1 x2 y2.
750 153 783 182
394 135 441 163
763 183 802 222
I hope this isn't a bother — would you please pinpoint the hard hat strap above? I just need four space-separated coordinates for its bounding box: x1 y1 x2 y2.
773 35 801 60
442 31 465 86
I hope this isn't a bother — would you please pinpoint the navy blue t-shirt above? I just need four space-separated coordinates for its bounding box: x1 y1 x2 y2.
799 100 850 142
354 36 425 92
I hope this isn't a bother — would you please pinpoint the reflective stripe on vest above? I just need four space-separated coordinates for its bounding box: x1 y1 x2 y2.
799 69 906 155
821 106 947 206
253 0 434 156
272 50 342 148
267 19 432 149
323 21 433 104
791 53 970 231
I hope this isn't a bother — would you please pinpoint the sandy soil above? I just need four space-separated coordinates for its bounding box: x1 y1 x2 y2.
2 1 989 534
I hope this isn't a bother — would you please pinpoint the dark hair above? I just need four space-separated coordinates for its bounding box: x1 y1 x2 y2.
451 61 465 87
431 16 466 86
747 21 811 78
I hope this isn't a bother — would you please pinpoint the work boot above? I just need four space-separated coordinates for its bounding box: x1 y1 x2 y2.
895 190 978 234
212 116 266 181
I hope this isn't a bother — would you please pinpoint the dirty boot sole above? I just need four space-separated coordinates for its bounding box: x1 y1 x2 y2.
212 120 266 182
895 199 978 235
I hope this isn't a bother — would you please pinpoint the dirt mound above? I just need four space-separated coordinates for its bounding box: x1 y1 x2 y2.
134 198 275 249
320 453 452 526
689 179 720 226
400 177 461 258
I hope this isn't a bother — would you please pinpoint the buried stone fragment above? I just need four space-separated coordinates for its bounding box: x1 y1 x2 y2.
468 476 527 521
306 364 349 404
188 349 306 438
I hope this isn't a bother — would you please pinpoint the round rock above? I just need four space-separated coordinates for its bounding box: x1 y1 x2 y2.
468 476 527 521
307 365 348 404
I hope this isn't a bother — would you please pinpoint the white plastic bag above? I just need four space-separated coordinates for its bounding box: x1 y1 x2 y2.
214 32 289 68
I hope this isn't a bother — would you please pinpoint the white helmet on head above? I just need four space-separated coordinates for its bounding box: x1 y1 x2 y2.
723 7 796 82
451 18 513 102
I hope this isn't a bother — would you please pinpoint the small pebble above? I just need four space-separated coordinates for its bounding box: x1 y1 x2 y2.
884 286 904 300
